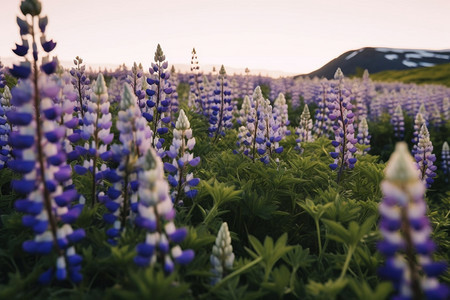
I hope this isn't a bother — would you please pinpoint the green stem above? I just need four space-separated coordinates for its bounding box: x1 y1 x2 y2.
203 204 218 226
209 256 263 293
338 245 355 279
315 218 322 257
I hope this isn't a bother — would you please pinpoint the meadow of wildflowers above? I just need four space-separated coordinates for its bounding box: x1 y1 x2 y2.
0 1 448 299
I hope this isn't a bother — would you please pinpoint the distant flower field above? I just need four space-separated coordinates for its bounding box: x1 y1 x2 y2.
0 1 448 299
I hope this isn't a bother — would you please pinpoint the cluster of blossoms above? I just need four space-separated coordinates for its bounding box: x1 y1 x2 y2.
237 95 252 127
391 104 405 140
296 104 314 154
378 142 448 300
210 222 234 285
0 60 6 88
9 0 85 283
414 124 436 188
313 82 332 138
0 87 12 169
208 65 233 139
128 62 146 110
356 117 370 154
164 109 200 205
75 73 113 205
411 112 426 156
100 84 153 244
144 44 174 153
134 148 194 272
442 142 449 182
69 56 90 118
328 69 357 182
272 93 290 137
188 48 205 114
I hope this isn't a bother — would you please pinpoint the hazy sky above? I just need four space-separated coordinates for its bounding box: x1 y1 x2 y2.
1 0 449 75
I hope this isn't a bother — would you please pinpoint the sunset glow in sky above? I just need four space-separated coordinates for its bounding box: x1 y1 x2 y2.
1 0 449 75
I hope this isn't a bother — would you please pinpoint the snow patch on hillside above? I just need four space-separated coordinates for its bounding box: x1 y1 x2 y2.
385 54 398 60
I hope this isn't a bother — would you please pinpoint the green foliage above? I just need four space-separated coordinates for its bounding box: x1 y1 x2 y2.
371 63 450 86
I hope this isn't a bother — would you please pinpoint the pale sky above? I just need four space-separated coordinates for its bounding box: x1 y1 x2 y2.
1 0 449 75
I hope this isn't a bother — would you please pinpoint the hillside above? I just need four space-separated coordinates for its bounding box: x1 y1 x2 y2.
296 47 450 79
370 62 450 87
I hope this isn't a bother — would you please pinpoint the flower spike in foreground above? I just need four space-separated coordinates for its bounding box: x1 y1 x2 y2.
442 141 449 183
210 222 234 285
378 142 448 300
134 148 194 272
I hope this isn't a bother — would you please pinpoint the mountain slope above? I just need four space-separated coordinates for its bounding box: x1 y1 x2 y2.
370 62 450 87
297 47 450 79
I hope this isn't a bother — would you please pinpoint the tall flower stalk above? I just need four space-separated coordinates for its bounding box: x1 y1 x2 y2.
144 44 173 152
328 68 357 183
442 141 449 183
296 104 314 154
378 142 448 300
134 148 194 272
78 73 113 206
8 0 84 283
391 104 405 141
70 56 90 118
414 124 436 188
209 65 232 141
164 109 200 205
210 222 234 285
101 84 153 244
356 117 370 154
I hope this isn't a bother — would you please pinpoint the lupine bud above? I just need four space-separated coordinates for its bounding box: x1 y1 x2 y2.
378 142 449 300
210 222 234 285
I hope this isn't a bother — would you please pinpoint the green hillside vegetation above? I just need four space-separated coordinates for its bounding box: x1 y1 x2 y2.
370 63 450 87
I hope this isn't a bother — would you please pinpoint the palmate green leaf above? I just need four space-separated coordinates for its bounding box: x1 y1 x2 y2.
305 277 348 300
321 219 351 244
107 267 190 299
349 279 393 300
245 233 293 282
202 179 241 207
323 215 376 246
260 265 291 297
212 276 265 300
282 245 314 270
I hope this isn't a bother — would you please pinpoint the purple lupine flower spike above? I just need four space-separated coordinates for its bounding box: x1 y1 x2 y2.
145 44 172 154
356 117 370 155
296 104 314 154
209 65 233 140
164 109 200 205
70 56 90 119
210 222 234 285
378 142 449 300
134 148 194 271
328 68 357 183
313 82 332 138
188 48 205 113
273 93 290 137
101 84 153 244
414 124 436 188
0 87 12 169
0 60 8 89
411 112 426 156
79 73 112 205
442 142 449 183
8 0 84 284
391 104 405 140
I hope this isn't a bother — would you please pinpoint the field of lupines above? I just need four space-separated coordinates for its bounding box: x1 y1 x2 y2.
0 1 449 299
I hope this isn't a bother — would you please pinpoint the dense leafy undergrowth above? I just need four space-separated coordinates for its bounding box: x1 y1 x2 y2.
0 105 449 299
